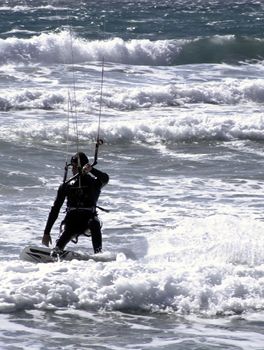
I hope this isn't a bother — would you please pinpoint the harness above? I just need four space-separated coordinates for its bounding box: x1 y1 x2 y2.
66 207 96 213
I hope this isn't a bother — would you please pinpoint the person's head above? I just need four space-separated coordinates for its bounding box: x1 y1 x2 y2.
70 152 89 174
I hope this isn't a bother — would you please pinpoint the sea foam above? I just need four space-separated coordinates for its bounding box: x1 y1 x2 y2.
1 218 264 317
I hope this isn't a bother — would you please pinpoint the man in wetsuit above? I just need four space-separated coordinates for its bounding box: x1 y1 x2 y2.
41 152 109 256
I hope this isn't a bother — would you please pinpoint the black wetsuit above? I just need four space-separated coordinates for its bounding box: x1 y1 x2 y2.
44 167 109 253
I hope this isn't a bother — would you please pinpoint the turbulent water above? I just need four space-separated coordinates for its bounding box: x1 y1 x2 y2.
1 0 264 349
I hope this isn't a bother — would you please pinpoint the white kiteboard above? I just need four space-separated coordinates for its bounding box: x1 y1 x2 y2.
20 245 117 263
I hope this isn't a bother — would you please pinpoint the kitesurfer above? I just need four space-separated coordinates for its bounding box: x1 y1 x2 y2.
41 151 109 256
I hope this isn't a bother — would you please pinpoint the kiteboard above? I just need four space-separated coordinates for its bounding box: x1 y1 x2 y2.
20 245 117 263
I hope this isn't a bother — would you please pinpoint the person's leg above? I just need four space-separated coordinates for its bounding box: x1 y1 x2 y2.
89 217 102 253
55 230 72 250
54 212 79 251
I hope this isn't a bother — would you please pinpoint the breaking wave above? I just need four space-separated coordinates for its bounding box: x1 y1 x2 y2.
1 110 264 145
0 78 264 112
0 31 264 66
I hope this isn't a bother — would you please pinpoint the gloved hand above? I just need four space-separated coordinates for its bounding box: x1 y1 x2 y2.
82 163 93 173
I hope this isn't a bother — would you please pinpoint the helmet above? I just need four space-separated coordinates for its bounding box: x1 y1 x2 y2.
71 152 89 167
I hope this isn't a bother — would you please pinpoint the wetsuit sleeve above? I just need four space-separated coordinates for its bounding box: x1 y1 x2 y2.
44 184 67 235
90 168 109 187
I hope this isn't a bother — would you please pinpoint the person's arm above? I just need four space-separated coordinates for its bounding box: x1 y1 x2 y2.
91 167 109 186
83 164 109 187
42 184 66 247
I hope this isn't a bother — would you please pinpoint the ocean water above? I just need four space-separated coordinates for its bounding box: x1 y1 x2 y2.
1 0 264 349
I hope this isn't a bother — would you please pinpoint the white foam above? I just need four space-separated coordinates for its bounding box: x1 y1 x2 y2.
0 214 263 316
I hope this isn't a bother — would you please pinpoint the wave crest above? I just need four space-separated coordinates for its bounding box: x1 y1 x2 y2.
1 31 263 66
